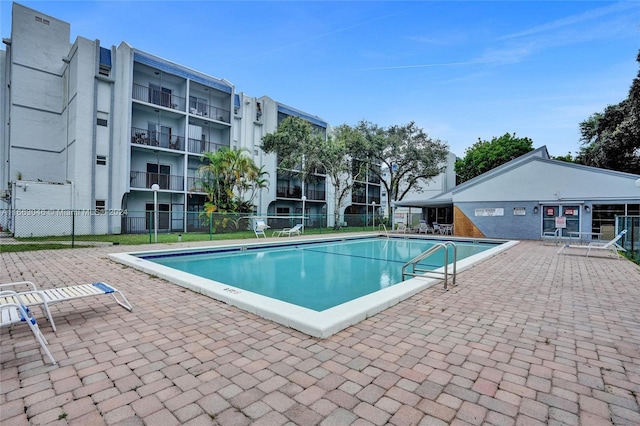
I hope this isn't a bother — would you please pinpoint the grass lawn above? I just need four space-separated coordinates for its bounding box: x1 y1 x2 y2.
1 227 374 252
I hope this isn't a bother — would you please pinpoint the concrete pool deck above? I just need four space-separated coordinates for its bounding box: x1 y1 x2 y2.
1 236 640 425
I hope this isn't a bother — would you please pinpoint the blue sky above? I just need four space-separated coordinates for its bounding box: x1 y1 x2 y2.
2 1 639 158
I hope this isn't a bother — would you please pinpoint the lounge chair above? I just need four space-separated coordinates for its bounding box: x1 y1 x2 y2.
273 223 303 237
586 229 627 258
254 219 270 238
393 223 408 233
1 291 56 365
417 221 431 234
0 281 132 332
557 229 627 259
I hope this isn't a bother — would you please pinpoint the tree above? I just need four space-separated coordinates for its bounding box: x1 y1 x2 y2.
454 133 534 183
261 117 369 227
322 125 366 228
552 153 575 163
576 51 640 174
196 148 269 230
354 121 450 218
260 116 325 186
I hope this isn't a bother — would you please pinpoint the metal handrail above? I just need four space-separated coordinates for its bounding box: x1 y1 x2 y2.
378 224 388 238
401 241 457 290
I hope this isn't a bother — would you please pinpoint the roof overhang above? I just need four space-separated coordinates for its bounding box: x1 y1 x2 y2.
393 198 453 208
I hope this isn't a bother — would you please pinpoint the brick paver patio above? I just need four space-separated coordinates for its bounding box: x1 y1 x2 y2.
1 238 640 425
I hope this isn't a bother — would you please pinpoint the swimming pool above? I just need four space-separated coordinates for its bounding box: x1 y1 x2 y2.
110 235 518 337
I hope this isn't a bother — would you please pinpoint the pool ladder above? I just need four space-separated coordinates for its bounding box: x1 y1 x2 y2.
378 224 389 238
401 241 457 290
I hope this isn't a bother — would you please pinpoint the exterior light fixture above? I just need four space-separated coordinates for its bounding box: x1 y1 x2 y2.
533 206 539 214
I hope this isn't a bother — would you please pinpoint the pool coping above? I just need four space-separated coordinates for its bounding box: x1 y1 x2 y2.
108 234 519 338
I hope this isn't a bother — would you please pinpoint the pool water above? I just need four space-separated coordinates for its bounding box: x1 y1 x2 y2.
145 237 492 311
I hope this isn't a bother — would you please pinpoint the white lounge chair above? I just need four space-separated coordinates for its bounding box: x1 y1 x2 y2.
557 229 627 259
393 223 408 233
586 229 627 258
254 219 270 238
1 291 56 365
0 281 132 332
273 223 303 237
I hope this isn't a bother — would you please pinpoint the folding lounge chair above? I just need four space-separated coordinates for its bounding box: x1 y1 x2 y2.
273 223 302 237
1 291 56 365
0 281 132 332
586 229 627 259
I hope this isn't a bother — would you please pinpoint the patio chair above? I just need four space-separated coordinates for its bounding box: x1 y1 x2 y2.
0 281 132 332
1 291 56 365
586 229 627 259
273 223 303 237
254 219 270 238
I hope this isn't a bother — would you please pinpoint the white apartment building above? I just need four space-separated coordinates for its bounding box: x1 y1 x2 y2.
0 3 350 235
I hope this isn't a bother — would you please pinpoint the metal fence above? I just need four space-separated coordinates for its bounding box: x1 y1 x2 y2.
0 209 388 245
617 215 640 259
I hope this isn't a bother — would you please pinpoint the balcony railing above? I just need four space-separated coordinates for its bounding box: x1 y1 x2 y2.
131 127 184 151
277 186 302 199
276 187 326 201
188 102 231 123
306 189 326 201
130 171 184 191
187 177 206 193
132 83 186 111
187 138 228 155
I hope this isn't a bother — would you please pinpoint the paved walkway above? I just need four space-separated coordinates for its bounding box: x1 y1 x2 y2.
1 239 640 425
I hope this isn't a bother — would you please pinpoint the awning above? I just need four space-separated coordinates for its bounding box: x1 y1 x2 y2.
393 197 453 208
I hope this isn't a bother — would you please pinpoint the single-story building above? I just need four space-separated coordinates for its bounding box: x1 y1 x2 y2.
395 146 640 242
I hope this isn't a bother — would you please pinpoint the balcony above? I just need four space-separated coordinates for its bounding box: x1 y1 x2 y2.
187 138 228 155
132 83 186 111
131 127 184 151
188 103 231 123
187 177 206 193
276 187 326 201
277 186 302 199
130 171 184 191
306 189 326 201
352 194 367 204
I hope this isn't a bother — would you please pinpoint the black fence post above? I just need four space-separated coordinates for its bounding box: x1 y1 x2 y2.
71 211 75 248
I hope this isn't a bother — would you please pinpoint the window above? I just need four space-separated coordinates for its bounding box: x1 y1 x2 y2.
98 65 111 77
95 200 106 213
96 155 107 166
97 118 108 127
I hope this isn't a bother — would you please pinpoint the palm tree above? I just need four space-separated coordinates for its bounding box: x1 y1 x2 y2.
196 149 269 230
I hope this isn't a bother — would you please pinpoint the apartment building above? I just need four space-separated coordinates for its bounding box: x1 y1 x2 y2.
1 3 354 235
